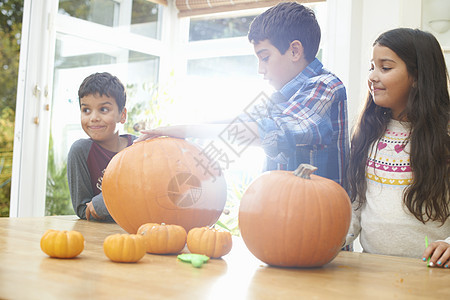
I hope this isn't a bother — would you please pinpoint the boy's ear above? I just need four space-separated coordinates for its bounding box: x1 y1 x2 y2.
290 40 304 62
119 108 127 124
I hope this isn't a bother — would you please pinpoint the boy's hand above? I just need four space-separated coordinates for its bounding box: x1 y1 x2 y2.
85 202 102 221
134 126 186 143
133 131 161 143
422 241 450 268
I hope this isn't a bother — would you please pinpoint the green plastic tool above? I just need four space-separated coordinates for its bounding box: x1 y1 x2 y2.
177 254 210 268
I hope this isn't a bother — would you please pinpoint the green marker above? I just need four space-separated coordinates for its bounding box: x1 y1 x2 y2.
425 236 430 267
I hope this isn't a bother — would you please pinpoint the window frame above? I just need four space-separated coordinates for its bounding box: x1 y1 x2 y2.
10 0 172 217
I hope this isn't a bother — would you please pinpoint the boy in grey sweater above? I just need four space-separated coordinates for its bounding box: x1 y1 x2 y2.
67 72 136 221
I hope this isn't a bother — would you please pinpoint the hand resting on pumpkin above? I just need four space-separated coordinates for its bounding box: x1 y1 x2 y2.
134 125 187 142
134 123 260 147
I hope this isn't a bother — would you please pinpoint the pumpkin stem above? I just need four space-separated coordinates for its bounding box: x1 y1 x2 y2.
293 164 318 179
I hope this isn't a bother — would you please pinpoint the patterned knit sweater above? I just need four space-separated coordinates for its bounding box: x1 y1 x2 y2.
345 119 450 258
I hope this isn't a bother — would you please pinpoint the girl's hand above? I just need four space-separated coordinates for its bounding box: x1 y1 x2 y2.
422 241 450 268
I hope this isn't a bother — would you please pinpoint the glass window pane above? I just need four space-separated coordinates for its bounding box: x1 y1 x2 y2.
179 55 270 122
187 55 258 78
58 0 162 39
130 0 161 39
189 14 258 42
58 0 117 26
46 33 159 215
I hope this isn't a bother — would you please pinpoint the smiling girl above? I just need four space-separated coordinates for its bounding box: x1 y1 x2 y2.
345 28 449 268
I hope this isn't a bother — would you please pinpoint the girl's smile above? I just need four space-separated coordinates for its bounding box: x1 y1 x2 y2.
371 85 385 93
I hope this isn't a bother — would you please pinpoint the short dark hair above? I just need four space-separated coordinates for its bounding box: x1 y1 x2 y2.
78 72 127 112
248 2 321 61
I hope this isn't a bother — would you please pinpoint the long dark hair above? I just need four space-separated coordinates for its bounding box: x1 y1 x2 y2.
347 28 449 224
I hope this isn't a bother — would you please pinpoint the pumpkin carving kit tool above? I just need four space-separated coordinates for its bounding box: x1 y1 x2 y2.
177 253 210 268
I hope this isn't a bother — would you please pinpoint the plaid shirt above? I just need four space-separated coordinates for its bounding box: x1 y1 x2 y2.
250 58 349 186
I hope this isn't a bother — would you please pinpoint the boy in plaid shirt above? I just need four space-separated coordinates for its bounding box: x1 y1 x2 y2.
136 2 348 186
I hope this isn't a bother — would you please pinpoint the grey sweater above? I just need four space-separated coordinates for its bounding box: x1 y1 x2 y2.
67 135 136 221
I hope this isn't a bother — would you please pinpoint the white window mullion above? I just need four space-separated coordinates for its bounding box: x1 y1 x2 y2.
171 14 190 79
55 14 165 57
157 0 178 81
10 0 58 217
186 37 254 60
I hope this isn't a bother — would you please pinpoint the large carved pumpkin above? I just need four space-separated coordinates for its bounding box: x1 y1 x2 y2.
239 164 351 268
102 137 227 234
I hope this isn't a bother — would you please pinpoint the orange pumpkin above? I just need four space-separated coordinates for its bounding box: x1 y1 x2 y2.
137 223 187 254
103 234 146 263
239 164 351 267
102 137 227 234
187 227 232 258
40 229 84 258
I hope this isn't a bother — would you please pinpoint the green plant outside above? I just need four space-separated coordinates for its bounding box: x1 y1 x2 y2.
0 0 23 217
45 135 73 216
215 173 255 236
124 71 175 134
0 107 15 217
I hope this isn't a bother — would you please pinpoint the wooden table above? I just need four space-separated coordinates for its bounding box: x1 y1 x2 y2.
0 216 448 299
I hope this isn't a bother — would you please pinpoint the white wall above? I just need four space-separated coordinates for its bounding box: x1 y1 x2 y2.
327 0 423 131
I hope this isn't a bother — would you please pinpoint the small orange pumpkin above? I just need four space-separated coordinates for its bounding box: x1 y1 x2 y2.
239 164 351 267
103 234 146 263
137 223 187 254
40 229 84 258
187 227 232 258
102 137 227 234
